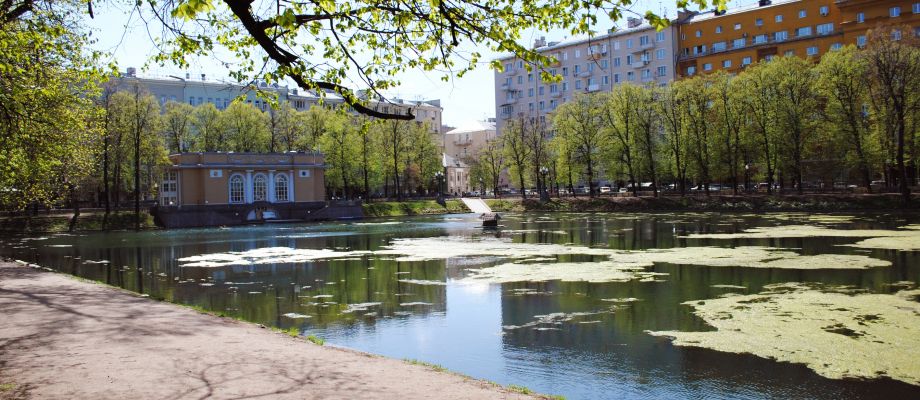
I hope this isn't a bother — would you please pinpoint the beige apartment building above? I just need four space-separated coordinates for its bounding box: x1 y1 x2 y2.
160 152 325 207
113 70 445 135
493 19 679 135
442 120 499 194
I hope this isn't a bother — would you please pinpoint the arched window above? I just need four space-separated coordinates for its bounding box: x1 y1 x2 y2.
275 174 289 202
229 175 244 203
253 174 267 202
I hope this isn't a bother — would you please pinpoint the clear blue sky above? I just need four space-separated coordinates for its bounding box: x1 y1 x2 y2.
85 0 750 127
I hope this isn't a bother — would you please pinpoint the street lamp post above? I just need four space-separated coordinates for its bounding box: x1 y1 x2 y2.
479 177 484 197
434 171 445 205
539 166 550 202
744 163 751 192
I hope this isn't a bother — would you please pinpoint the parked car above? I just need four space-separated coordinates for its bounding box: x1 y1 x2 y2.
599 186 612 194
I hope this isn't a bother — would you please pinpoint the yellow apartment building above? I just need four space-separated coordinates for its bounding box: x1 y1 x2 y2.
676 0 920 77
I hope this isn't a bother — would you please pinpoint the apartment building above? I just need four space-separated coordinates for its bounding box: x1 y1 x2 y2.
112 69 445 135
677 0 920 77
443 120 500 194
493 20 679 136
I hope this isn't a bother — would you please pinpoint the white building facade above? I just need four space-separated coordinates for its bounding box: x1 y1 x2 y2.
493 20 679 136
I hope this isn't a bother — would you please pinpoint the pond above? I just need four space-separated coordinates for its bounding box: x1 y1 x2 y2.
2 212 920 399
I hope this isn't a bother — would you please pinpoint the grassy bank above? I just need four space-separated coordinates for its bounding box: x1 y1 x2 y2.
476 194 920 213
0 211 157 234
361 199 470 217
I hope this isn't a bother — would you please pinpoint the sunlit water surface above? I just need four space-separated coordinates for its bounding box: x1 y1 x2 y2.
3 212 920 399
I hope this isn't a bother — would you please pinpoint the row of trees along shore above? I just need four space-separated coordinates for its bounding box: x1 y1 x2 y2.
470 27 920 203
95 85 442 212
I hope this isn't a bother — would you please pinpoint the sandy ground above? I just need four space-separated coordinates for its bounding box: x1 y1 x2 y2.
0 262 536 399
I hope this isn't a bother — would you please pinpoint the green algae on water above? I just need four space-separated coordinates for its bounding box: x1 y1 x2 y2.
648 285 920 386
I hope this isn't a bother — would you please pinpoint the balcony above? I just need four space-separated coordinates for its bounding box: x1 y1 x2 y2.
587 52 604 61
551 90 562 98
507 68 520 76
501 97 518 105
454 137 472 146
586 84 601 92
631 60 650 69
500 83 510 90
576 70 593 78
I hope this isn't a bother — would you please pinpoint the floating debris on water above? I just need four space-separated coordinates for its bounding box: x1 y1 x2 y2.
282 313 311 319
647 284 920 386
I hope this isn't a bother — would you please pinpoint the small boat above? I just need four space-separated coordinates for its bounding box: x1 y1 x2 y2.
481 213 501 228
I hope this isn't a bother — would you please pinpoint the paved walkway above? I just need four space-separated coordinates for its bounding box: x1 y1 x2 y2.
0 262 534 399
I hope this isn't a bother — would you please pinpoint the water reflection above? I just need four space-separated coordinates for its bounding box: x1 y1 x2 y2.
2 212 919 399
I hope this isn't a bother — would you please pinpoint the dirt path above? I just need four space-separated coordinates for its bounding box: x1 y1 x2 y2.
0 262 536 399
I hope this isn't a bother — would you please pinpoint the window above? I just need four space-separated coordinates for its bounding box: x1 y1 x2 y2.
626 55 633 64
695 30 702 38
253 174 267 201
613 57 621 67
640 35 649 45
601 59 608 68
627 71 635 81
504 63 512 72
539 86 544 95
528 103 534 111
775 30 789 41
764 54 775 62
734 23 742 30
776 14 783 23
626 39 633 48
914 3 920 13
733 38 746 48
785 50 795 56
754 34 768 44
797 26 812 37
756 18 763 26
575 49 581 58
713 41 727 52
562 82 567 91
716 25 723 33
562 67 568 76
831 43 843 51
614 73 620 83
657 31 666 42
723 59 732 68
656 49 666 60
549 84 558 93
574 64 580 74
817 23 834 35
614 41 621 50
575 80 582 89
229 175 244 203
275 174 289 202
642 69 651 79
517 76 522 84
742 56 752 66
657 66 667 77
587 63 595 72
189 96 195 105
891 7 901 17
687 66 696 76
857 12 865 23
563 52 568 61
504 77 511 86
807 46 818 56
820 6 829 16
528 73 533 82
798 9 806 18
703 63 712 71
550 99 557 109
209 169 223 178
857 35 867 47
893 29 903 40
602 76 609 85
528 88 534 97
539 101 545 110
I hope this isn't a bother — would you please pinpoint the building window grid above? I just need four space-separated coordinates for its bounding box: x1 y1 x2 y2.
252 174 267 202
229 175 244 203
275 174 289 202
891 7 901 17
